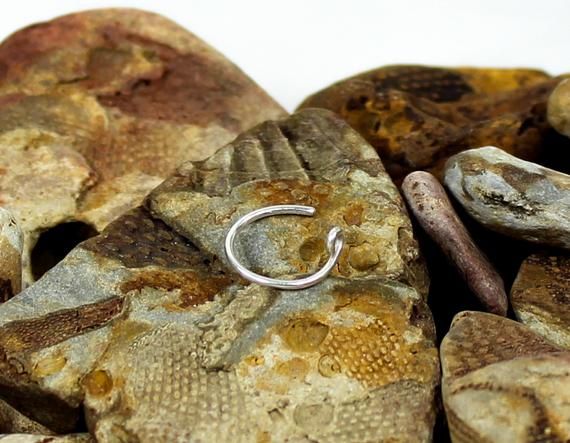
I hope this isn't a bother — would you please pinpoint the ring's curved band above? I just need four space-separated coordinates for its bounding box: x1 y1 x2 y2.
224 205 344 290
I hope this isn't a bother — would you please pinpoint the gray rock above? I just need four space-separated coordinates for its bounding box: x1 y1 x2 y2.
402 171 507 315
444 146 570 249
0 109 438 442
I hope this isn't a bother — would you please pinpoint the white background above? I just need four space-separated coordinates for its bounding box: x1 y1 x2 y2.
0 0 568 111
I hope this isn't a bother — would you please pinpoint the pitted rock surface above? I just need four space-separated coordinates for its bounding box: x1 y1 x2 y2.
0 109 438 442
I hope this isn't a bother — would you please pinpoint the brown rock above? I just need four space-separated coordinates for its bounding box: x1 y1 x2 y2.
298 65 558 183
0 8 285 284
0 208 23 302
0 109 438 441
402 171 507 315
0 397 54 435
511 253 570 349
441 311 570 442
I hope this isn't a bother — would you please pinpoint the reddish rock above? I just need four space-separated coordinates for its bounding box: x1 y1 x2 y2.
0 9 285 284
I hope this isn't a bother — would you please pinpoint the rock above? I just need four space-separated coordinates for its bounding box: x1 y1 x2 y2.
548 77 570 137
445 146 570 249
0 208 23 302
0 109 438 441
0 398 53 434
511 253 570 349
0 436 92 443
298 66 558 183
441 311 570 442
402 171 507 315
0 9 285 284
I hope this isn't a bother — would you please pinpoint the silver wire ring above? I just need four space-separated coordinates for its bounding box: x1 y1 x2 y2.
224 205 344 290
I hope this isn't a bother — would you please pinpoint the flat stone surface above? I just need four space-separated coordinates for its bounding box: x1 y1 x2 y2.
0 109 438 442
444 146 570 249
298 65 558 182
511 253 570 349
0 8 285 283
441 311 569 443
0 208 22 302
402 171 507 315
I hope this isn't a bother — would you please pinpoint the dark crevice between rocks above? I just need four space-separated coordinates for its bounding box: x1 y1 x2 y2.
31 221 99 280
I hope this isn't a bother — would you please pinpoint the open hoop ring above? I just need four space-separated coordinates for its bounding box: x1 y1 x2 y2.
224 205 344 290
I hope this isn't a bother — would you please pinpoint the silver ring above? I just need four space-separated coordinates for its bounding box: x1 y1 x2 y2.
224 205 344 290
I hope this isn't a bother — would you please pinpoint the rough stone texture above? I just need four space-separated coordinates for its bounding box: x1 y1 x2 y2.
0 8 285 284
548 77 570 137
402 171 507 315
0 109 438 442
0 436 92 443
441 311 570 442
0 208 23 302
298 65 559 183
511 253 570 349
445 146 570 249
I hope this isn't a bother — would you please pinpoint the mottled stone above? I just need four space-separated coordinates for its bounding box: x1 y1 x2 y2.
0 208 23 302
402 171 507 315
298 65 558 183
547 77 570 137
445 146 570 249
511 253 570 349
0 109 437 441
441 311 570 442
0 8 285 284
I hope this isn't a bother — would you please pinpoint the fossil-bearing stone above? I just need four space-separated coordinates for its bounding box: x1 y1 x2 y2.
0 208 23 302
0 8 285 284
402 171 507 315
445 146 570 249
0 109 438 442
441 311 570 442
548 77 570 137
511 253 570 349
298 65 558 183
